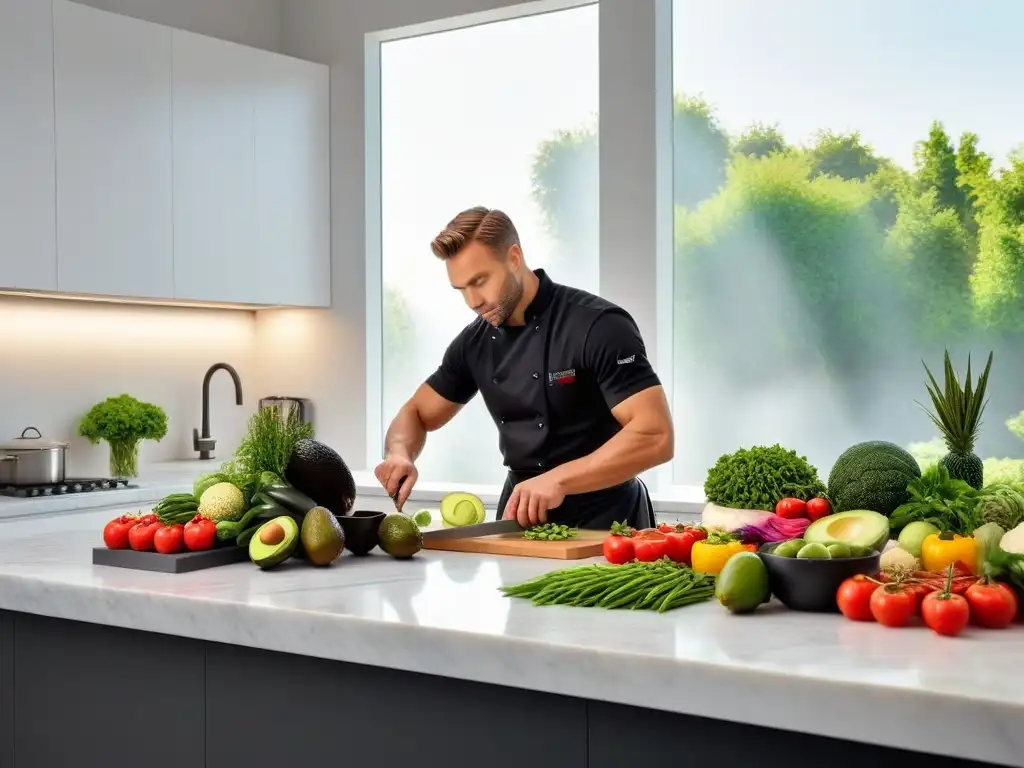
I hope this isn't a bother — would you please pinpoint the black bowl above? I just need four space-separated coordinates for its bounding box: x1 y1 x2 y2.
757 542 881 613
338 510 385 556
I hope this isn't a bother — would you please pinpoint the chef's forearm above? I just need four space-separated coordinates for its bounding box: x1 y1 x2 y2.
383 404 428 462
548 426 673 496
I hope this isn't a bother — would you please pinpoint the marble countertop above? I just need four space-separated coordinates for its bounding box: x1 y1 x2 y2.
0 504 1021 765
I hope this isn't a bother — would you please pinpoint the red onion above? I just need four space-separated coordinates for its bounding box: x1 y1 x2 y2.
736 515 811 544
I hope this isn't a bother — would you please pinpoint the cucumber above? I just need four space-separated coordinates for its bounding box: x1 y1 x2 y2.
261 484 318 516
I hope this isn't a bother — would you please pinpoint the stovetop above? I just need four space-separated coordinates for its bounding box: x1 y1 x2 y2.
0 478 131 498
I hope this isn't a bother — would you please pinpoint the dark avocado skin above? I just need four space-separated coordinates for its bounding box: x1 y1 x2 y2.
285 439 357 516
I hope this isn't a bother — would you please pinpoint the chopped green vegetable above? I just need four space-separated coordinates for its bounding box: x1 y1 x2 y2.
888 464 982 535
413 510 432 527
523 523 577 541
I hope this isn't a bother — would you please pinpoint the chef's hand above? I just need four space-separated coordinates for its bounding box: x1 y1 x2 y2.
503 474 566 528
374 453 418 510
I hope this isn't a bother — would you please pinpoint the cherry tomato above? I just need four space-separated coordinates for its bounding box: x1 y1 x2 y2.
153 523 185 555
774 498 807 519
128 520 160 552
631 530 669 562
102 515 137 549
663 527 706 565
183 515 217 551
869 584 917 627
836 574 878 621
806 497 832 521
602 534 635 565
921 590 970 636
965 580 1018 629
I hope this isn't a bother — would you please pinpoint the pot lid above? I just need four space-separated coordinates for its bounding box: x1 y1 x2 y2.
0 426 69 451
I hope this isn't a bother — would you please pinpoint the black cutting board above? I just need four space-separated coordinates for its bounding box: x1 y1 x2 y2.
92 545 249 574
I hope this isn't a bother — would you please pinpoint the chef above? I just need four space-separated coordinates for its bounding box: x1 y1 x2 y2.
374 206 674 530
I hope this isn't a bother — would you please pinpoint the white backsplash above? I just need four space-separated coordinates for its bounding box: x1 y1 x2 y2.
0 294 258 479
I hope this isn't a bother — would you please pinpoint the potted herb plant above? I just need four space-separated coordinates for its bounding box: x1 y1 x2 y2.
78 394 168 479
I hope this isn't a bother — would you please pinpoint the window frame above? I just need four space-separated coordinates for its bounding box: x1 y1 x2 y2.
363 0 702 518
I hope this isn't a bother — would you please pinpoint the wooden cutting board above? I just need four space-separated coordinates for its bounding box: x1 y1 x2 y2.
421 529 606 560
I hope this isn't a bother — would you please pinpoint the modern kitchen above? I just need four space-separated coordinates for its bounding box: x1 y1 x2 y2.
2 0 1024 767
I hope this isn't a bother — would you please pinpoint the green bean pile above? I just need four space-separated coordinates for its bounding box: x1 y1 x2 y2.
523 523 578 541
499 558 716 613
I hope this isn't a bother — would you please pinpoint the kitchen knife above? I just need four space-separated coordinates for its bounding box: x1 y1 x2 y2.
421 518 523 540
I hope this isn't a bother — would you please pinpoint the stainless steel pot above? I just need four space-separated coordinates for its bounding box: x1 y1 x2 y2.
0 427 69 486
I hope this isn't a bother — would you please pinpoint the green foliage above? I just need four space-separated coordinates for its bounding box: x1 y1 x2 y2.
383 283 415 378
703 444 826 511
807 130 881 181
733 123 787 159
78 394 167 445
671 95 731 208
1009 411 1024 442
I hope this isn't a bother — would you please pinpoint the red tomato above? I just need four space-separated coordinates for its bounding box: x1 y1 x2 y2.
632 530 669 562
602 534 635 565
138 513 160 525
102 515 137 549
836 575 878 621
154 523 185 555
663 528 706 565
921 590 970 636
183 515 217 551
128 520 160 551
869 584 917 627
656 522 675 533
774 498 807 519
806 497 832 521
965 580 1018 629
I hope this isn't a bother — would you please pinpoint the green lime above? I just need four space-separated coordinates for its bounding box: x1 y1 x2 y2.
413 509 432 527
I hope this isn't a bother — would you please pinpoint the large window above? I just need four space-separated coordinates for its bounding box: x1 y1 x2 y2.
669 0 1024 490
376 5 599 486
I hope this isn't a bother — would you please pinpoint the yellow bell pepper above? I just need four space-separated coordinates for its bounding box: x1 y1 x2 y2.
920 532 977 574
691 539 756 575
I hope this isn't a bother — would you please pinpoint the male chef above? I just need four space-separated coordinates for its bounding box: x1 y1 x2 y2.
374 206 673 530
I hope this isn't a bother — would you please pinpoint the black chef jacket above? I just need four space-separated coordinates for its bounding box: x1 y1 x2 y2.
425 269 661 530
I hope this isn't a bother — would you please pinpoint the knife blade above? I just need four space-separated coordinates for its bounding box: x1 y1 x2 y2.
421 518 523 540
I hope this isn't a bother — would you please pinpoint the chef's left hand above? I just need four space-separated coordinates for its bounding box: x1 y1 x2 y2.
503 474 566 527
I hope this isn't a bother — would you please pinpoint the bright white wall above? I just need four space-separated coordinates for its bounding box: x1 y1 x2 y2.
0 0 283 477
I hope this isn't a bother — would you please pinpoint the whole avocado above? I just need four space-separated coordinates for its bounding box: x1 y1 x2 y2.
285 439 357 516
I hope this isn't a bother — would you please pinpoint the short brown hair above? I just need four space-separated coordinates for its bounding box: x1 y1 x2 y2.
430 206 520 260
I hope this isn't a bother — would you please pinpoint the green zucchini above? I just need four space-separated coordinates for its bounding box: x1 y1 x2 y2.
261 484 318 516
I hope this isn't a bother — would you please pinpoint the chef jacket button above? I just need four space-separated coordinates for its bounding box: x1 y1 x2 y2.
534 326 540 333
532 372 539 379
492 377 499 384
537 422 544 428
536 461 544 468
500 418 506 424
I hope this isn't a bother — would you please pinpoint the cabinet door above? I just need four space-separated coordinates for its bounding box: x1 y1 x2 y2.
53 0 174 299
172 31 258 304
253 53 331 307
0 0 57 291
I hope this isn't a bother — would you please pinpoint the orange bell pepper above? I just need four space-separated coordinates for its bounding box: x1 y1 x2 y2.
691 538 756 575
920 532 977 575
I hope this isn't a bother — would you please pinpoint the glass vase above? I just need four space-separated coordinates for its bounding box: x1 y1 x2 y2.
108 440 140 479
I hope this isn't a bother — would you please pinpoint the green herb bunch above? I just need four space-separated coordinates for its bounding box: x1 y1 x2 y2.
888 464 982 535
220 404 313 490
703 444 826 511
78 394 168 445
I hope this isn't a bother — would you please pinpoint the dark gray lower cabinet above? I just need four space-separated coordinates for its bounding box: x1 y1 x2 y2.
0 611 1005 768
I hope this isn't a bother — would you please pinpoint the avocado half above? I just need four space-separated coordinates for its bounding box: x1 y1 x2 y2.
249 516 299 570
803 509 889 553
285 439 357 516
440 492 485 527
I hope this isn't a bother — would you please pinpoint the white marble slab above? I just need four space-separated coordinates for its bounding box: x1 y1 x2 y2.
0 504 1020 765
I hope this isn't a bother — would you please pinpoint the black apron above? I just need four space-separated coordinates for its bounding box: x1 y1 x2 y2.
497 471 656 531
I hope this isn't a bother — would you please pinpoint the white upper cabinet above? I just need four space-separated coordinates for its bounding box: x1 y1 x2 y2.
253 53 331 307
172 31 331 307
171 31 258 304
52 0 174 299
0 0 57 291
